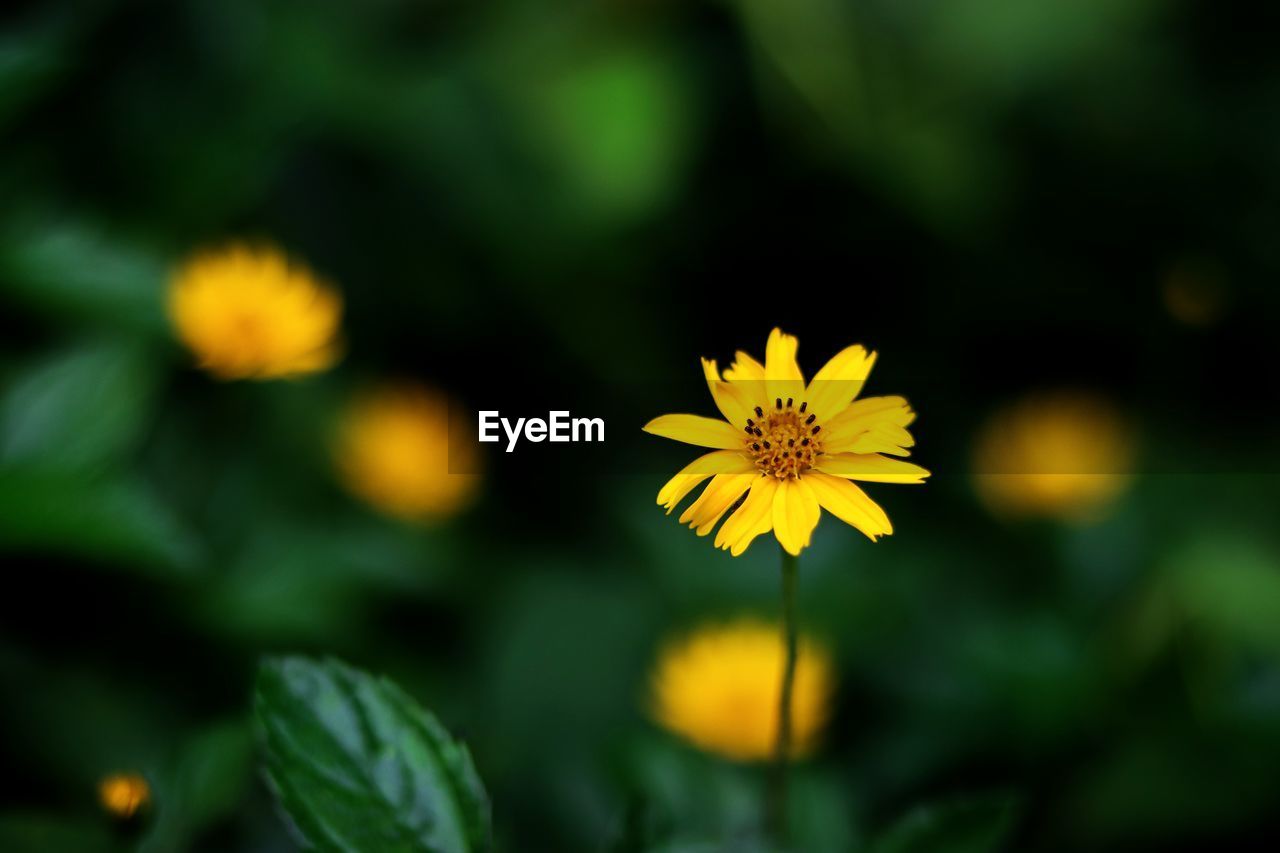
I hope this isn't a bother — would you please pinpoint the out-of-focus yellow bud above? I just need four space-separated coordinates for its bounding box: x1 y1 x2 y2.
972 391 1134 522
334 383 481 522
648 619 834 763
99 772 150 819
168 242 343 380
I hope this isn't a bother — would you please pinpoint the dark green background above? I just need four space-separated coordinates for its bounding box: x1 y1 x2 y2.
3 0 1280 850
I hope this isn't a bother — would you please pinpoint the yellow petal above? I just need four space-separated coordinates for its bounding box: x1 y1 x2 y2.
804 471 892 541
715 475 778 556
764 328 805 407
644 414 744 449
277 341 344 376
823 396 917 456
843 423 915 456
816 453 930 483
702 359 756 427
722 352 770 410
680 472 757 535
806 345 877 422
731 509 776 556
723 350 765 382
657 474 710 514
771 477 821 556
656 451 755 512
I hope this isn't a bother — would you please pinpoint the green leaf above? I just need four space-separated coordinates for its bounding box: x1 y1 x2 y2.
505 39 694 223
0 215 169 334
1168 536 1280 655
0 814 121 853
0 468 203 577
618 732 856 853
255 656 491 853
137 720 255 853
539 49 691 219
0 340 158 473
0 6 84 128
0 35 62 126
871 792 1018 853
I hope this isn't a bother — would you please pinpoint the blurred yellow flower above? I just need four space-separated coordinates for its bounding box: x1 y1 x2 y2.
168 243 343 380
644 328 928 556
335 384 480 522
650 620 834 762
98 772 149 818
972 392 1134 521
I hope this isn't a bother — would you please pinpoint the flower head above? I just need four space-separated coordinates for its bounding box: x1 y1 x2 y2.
649 620 834 762
168 243 342 380
643 329 928 556
972 391 1133 521
335 383 480 522
99 772 150 818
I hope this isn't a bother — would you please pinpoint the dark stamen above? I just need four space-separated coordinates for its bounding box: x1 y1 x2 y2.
754 427 763 436
782 451 789 458
775 398 782 410
788 439 795 447
801 438 809 446
752 443 760 451
805 414 816 425
763 441 771 449
786 397 793 408
744 426 754 434
812 425 821 434
799 401 807 413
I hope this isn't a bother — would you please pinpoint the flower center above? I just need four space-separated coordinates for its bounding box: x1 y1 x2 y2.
742 397 824 480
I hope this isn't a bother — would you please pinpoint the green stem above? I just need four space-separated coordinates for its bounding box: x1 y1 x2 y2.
768 548 800 845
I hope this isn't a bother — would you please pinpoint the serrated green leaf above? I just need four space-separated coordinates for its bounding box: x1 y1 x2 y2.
255 656 491 853
871 792 1018 853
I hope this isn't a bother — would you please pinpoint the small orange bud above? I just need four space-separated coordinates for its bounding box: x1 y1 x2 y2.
99 773 150 819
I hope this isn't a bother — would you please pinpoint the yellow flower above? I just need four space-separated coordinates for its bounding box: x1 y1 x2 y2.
649 620 834 762
99 772 150 818
335 384 480 522
168 243 343 380
972 391 1133 521
643 328 928 556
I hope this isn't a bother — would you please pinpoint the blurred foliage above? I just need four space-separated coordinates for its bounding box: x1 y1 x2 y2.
3 0 1280 851
868 793 1017 853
